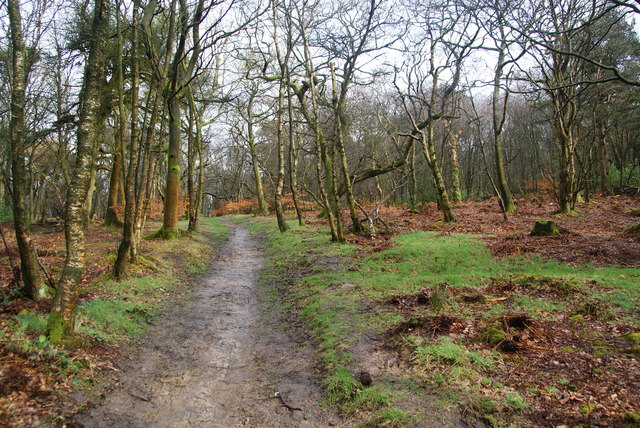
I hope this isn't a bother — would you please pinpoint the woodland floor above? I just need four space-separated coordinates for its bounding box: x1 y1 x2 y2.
346 194 640 268
0 194 639 427
307 193 640 427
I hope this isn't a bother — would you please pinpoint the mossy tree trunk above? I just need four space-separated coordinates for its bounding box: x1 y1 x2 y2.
161 96 182 239
408 140 418 213
542 34 580 214
245 86 269 215
553 104 577 214
105 38 128 229
186 89 205 232
48 0 110 340
418 72 456 223
7 0 49 300
194 117 205 229
295 15 341 241
160 0 191 240
184 4 207 233
596 116 611 195
328 128 345 240
134 0 176 251
272 0 290 233
492 39 516 214
420 126 456 223
288 92 304 226
331 62 362 234
395 24 470 224
445 119 463 203
187 94 196 230
274 83 289 232
104 147 122 227
114 0 141 278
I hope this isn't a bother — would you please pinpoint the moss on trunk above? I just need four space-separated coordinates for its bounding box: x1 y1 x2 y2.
529 220 560 236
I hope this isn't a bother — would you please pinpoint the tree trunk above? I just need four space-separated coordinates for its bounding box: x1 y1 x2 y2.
446 120 463 203
408 140 418 213
7 0 48 300
596 118 611 195
187 94 196 231
492 42 516 213
553 98 577 214
246 91 269 215
288 90 304 225
328 128 345 240
106 50 127 229
48 0 110 341
297 15 340 241
132 86 161 259
272 0 289 233
114 0 140 278
274 77 290 232
134 0 175 252
161 95 182 239
331 62 362 234
421 124 456 223
82 161 98 228
158 0 185 240
195 118 204 229
104 149 122 227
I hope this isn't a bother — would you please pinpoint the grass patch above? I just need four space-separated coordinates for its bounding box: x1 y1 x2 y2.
360 231 638 321
77 298 154 342
79 218 228 344
415 336 495 369
360 407 414 427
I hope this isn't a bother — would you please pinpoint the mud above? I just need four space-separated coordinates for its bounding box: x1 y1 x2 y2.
75 224 338 427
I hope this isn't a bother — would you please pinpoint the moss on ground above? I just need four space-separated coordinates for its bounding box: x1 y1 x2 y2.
530 220 560 236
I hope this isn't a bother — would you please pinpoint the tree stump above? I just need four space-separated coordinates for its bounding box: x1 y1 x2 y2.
529 220 560 236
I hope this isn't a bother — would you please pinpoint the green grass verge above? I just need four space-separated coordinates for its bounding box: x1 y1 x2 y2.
75 217 229 343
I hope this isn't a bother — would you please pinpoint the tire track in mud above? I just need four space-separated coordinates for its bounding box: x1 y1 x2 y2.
75 224 339 427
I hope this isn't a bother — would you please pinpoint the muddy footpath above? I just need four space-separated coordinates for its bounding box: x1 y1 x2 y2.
74 224 340 427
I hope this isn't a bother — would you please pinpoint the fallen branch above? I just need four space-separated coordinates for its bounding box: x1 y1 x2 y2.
354 176 408 237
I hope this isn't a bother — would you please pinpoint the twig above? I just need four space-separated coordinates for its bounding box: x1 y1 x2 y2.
274 391 302 412
35 252 56 289
127 390 150 402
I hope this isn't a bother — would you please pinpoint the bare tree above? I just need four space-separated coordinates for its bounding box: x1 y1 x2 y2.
395 0 479 222
467 0 528 213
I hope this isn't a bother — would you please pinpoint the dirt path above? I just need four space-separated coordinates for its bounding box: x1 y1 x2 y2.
75 224 339 427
